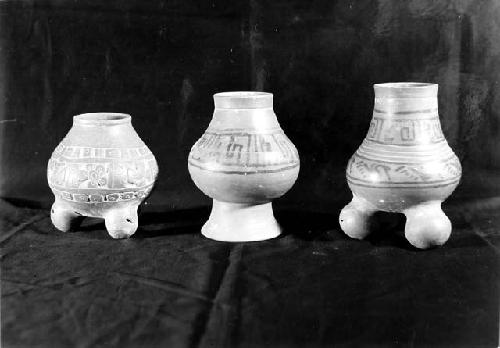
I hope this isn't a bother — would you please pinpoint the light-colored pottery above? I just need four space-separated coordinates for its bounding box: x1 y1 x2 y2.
188 92 300 242
47 113 158 239
339 83 462 249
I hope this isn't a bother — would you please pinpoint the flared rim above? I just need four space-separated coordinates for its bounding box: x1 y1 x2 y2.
214 91 273 109
73 113 131 125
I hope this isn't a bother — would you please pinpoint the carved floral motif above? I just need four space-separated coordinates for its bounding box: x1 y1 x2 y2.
48 145 158 203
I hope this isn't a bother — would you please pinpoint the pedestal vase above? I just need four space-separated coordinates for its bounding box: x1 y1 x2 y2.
188 92 300 242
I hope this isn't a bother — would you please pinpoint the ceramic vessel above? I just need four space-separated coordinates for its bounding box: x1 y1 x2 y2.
47 113 158 239
188 92 300 242
339 83 462 249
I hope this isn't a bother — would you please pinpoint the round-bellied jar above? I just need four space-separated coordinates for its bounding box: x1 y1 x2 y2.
47 113 158 238
339 83 461 249
188 92 300 242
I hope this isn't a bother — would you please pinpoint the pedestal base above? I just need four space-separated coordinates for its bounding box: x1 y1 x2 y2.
202 200 281 242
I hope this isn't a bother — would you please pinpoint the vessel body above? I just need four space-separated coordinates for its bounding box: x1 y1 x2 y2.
47 113 158 238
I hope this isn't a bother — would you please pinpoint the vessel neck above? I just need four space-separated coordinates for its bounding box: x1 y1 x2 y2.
367 83 444 146
65 112 143 148
209 92 280 131
373 83 438 117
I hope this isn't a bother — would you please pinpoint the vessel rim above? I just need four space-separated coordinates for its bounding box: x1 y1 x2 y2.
213 91 273 109
374 82 437 88
74 112 131 125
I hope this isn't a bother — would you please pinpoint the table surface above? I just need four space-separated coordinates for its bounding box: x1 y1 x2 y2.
1 198 499 348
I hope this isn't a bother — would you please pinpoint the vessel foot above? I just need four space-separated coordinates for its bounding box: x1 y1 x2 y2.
339 195 376 240
404 202 451 249
50 201 84 232
104 205 139 239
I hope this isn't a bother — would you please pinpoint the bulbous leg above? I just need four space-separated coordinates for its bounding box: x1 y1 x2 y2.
339 195 376 240
104 205 139 239
51 201 84 232
404 201 451 249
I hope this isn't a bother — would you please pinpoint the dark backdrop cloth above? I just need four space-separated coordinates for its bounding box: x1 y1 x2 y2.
1 0 500 210
1 197 499 348
2 1 500 347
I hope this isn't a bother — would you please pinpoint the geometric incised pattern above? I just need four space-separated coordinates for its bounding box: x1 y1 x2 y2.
365 116 445 146
50 143 154 160
188 129 300 174
346 152 462 188
48 144 158 203
50 186 154 203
